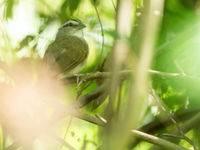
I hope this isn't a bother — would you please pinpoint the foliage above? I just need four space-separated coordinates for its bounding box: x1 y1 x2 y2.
0 0 200 150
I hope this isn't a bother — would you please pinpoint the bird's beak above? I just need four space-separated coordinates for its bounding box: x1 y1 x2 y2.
78 23 86 30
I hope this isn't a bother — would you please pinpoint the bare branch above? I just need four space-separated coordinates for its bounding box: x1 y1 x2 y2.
132 130 188 150
149 112 200 150
64 69 198 84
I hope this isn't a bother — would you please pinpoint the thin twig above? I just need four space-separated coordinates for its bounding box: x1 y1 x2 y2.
49 86 200 150
64 69 199 84
90 0 105 71
111 0 117 12
60 116 73 150
80 135 88 150
151 89 184 135
129 108 200 148
151 89 196 150
54 135 76 150
149 112 200 150
132 130 188 150
116 83 122 116
53 107 189 150
174 60 186 76
51 83 106 124
161 133 195 149
53 111 188 150
72 110 106 126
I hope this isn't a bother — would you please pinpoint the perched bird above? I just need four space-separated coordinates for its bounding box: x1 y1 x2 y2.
44 19 89 74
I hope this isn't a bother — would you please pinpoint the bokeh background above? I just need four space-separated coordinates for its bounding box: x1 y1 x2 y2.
0 0 200 150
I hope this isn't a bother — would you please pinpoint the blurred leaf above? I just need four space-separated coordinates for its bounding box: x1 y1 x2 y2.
38 14 56 34
88 19 98 29
60 0 69 22
104 29 118 38
4 0 15 19
135 0 143 7
68 0 81 14
90 0 100 6
60 0 81 22
16 35 35 51
181 0 200 9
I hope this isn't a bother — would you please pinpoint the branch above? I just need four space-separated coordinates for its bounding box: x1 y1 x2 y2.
54 109 188 150
90 0 105 71
50 91 193 150
149 112 200 150
70 82 106 108
140 108 200 134
54 107 188 150
72 110 106 126
54 136 76 150
131 130 188 150
174 112 200 135
64 69 199 84
51 83 107 123
129 108 200 148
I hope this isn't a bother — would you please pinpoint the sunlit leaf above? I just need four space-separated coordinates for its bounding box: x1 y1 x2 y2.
4 0 15 19
16 35 35 51
135 0 143 7
60 0 81 22
68 0 81 14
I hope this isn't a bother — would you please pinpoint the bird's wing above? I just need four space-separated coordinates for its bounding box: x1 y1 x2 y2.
44 36 88 73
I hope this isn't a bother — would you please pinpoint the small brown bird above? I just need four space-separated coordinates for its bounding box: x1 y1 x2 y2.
44 19 89 74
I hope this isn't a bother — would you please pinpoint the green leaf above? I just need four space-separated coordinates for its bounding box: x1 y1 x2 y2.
60 0 81 23
4 0 15 19
91 0 100 6
68 0 81 14
135 0 143 7
60 0 69 22
38 15 55 34
16 35 35 51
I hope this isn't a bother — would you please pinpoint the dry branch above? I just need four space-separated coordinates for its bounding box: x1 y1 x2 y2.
64 69 199 84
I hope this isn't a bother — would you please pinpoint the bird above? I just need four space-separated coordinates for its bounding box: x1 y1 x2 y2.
43 19 89 75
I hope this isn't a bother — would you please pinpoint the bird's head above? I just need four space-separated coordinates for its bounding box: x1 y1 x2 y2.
58 19 86 36
62 19 86 30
